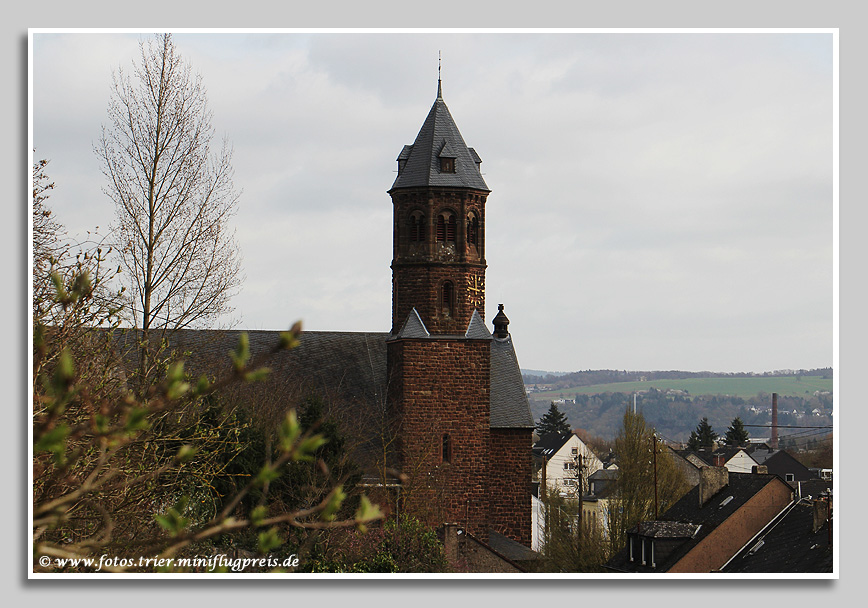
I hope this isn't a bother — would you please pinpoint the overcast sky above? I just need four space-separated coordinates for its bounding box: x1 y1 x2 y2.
30 30 834 374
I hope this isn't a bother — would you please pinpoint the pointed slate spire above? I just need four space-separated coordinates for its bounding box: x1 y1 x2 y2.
465 309 492 340
390 86 489 191
396 307 430 339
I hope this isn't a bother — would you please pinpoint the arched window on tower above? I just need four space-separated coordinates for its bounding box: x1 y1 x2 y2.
442 433 452 463
436 212 457 242
441 281 454 317
467 213 479 246
408 211 425 242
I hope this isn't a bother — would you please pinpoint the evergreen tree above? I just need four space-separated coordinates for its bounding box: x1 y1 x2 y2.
724 416 750 446
537 402 571 437
687 417 718 450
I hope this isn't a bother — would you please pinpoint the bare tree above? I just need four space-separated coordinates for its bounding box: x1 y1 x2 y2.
32 158 60 308
96 34 242 378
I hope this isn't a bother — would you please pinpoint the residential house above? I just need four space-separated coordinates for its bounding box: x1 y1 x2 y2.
748 447 816 486
580 468 619 539
533 432 603 497
532 433 604 551
678 446 759 474
439 524 542 573
667 446 702 487
606 467 795 573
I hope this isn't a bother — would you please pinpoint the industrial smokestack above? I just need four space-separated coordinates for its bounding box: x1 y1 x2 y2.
771 393 779 449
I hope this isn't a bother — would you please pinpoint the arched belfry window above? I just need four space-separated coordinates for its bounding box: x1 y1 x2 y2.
441 281 454 317
436 212 457 243
408 211 425 242
467 213 479 246
442 434 452 463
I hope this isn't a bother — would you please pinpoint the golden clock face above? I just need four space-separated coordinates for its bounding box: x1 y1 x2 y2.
468 273 484 308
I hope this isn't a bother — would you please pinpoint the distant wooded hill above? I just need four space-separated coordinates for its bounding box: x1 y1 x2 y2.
521 368 832 388
522 368 833 445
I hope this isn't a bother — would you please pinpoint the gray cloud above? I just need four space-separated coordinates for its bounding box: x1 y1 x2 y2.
31 31 833 373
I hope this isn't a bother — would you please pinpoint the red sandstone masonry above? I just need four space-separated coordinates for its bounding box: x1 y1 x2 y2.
489 428 533 547
387 338 491 540
390 188 487 334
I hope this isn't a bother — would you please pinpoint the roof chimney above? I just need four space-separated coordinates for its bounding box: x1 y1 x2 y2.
492 304 510 338
812 498 830 534
699 466 729 508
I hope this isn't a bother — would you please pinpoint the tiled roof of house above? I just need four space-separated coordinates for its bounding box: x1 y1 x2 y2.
746 448 815 482
589 468 619 481
487 530 543 563
607 472 792 572
722 499 833 573
390 89 489 192
531 432 572 458
629 521 700 539
677 446 748 467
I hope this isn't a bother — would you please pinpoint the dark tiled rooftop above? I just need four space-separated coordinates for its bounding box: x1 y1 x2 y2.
607 472 793 573
108 323 533 441
722 499 832 573
390 93 489 192
630 521 700 539
488 530 542 562
532 432 571 457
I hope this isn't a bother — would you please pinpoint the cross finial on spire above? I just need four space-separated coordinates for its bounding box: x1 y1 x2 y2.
437 51 442 99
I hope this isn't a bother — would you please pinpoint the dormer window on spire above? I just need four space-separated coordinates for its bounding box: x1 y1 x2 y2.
438 140 456 174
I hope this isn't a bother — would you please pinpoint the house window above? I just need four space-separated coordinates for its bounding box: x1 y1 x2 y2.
440 157 455 173
441 281 454 317
442 434 452 463
571 447 578 456
564 461 576 470
786 473 795 482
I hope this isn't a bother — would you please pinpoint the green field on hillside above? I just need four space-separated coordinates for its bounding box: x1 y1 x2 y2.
527 376 833 401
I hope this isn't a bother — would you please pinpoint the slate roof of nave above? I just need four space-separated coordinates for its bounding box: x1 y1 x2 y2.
106 324 533 440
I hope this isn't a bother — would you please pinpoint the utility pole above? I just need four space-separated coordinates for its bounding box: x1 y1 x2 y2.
578 453 584 525
576 452 585 559
652 433 659 520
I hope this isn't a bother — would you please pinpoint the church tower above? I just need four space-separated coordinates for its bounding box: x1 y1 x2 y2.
386 81 493 538
388 80 489 335
385 79 533 548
